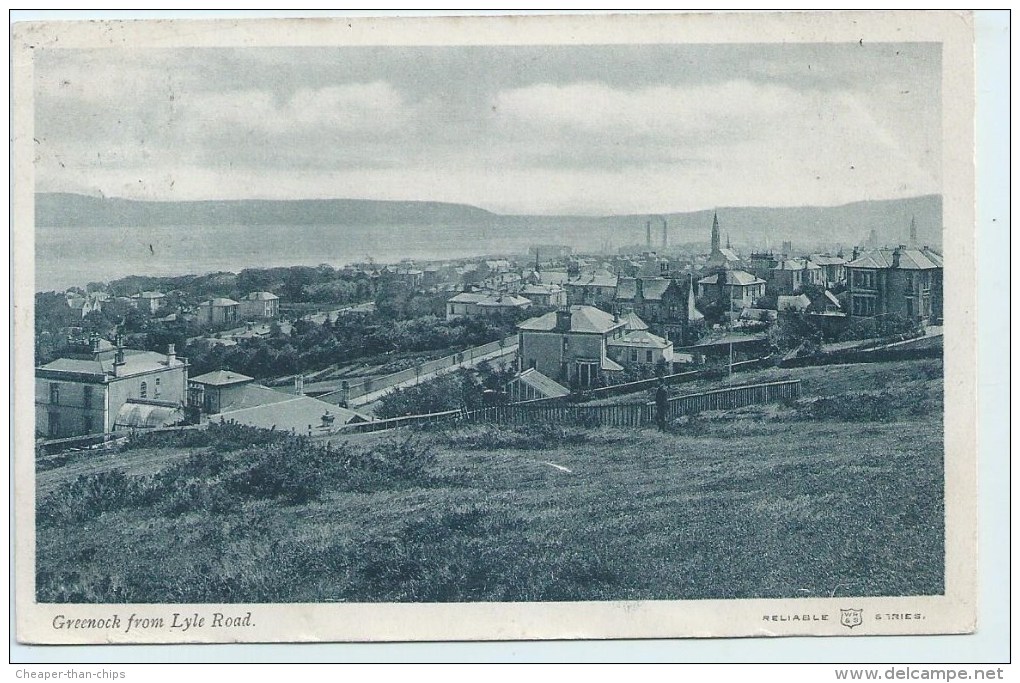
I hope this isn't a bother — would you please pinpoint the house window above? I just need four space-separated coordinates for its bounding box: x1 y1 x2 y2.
630 349 638 362
852 296 876 316
154 378 161 398
49 383 59 404
48 411 60 436
854 270 876 289
84 414 93 434
140 381 148 399
562 337 569 352
82 385 92 409
646 350 653 363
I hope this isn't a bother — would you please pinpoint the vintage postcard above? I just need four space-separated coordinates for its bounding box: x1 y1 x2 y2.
13 11 977 644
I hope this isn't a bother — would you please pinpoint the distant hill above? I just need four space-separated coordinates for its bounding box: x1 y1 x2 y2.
503 195 943 251
35 192 942 250
35 193 498 228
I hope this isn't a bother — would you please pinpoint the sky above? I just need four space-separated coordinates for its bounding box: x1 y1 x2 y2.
33 41 942 215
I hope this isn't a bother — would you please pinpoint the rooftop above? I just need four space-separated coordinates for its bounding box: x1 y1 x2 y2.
517 305 625 334
244 291 279 301
189 369 255 387
608 329 672 350
37 349 185 379
507 369 570 400
846 247 943 270
698 270 767 286
218 393 369 431
203 297 240 307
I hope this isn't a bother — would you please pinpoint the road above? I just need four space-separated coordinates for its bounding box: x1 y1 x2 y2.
348 343 518 408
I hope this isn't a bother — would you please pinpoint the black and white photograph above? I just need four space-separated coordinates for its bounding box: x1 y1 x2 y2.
13 11 978 644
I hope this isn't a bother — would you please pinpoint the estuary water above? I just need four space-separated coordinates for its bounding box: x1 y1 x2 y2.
33 221 559 292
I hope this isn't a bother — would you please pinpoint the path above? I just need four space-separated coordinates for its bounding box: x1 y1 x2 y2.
346 343 518 407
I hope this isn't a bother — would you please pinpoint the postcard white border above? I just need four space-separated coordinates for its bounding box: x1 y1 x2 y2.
12 10 978 646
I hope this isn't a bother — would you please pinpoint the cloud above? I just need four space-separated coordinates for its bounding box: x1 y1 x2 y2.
185 82 408 135
31 45 941 214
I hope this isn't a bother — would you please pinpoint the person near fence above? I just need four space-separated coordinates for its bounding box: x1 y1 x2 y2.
655 380 669 432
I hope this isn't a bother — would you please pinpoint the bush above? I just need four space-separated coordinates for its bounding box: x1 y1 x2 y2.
799 392 898 422
37 470 144 527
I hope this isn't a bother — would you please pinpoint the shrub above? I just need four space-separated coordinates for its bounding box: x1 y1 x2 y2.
37 470 144 526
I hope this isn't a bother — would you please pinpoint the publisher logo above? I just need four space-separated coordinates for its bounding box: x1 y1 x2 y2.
839 608 863 629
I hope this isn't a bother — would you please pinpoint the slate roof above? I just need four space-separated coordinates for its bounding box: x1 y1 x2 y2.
447 291 491 304
244 291 279 300
608 330 672 350
716 248 741 262
615 277 672 301
688 332 769 349
566 270 618 288
189 370 255 387
698 270 766 286
37 350 185 379
476 294 532 308
620 311 649 331
536 270 571 285
778 294 812 311
517 305 625 334
506 369 570 400
203 297 240 307
773 258 821 271
846 248 943 270
216 383 292 412
218 393 369 430
520 284 564 296
809 254 847 266
738 308 779 322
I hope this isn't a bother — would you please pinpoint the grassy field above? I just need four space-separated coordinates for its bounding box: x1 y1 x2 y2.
36 359 944 603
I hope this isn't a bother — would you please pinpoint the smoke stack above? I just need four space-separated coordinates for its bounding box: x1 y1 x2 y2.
555 308 572 332
113 334 125 376
662 219 668 249
909 217 918 247
892 245 904 269
645 220 651 248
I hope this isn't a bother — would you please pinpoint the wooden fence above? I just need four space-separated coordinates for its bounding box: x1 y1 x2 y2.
467 379 801 427
335 379 801 434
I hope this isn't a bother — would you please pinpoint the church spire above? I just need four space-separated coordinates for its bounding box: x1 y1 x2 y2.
726 232 731 250
711 211 721 254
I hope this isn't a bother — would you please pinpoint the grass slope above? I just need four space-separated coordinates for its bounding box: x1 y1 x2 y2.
36 360 944 603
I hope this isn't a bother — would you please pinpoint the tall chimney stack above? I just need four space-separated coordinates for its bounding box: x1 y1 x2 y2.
113 334 125 376
555 308 572 332
909 216 918 247
646 220 652 249
662 219 668 249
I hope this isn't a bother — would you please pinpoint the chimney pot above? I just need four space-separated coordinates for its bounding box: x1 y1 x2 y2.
555 308 572 332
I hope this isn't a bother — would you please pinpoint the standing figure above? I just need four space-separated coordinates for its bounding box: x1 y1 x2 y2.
655 380 669 432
